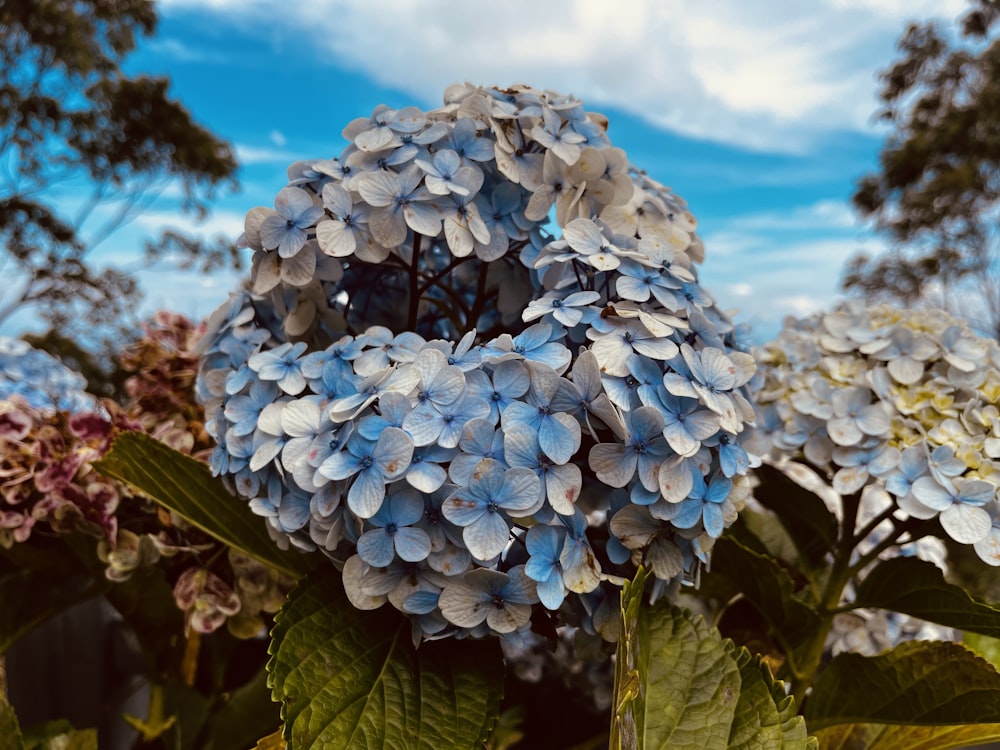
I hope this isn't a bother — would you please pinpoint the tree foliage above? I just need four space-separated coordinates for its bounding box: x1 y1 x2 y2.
844 0 1000 337
0 0 239 350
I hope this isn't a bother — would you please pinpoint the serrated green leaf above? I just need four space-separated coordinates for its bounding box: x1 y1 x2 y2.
806 640 1000 730
729 649 816 750
964 632 1000 671
94 431 315 579
812 721 1000 750
751 464 839 568
267 571 503 750
706 537 821 653
853 556 1000 638
0 689 24 750
613 570 816 750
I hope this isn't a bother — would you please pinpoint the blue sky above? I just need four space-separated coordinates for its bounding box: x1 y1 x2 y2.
4 0 968 343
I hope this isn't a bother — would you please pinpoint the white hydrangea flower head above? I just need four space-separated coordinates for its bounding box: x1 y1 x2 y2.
754 302 1000 562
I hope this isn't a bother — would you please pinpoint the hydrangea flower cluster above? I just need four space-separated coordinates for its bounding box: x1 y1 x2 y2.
753 302 1000 561
197 84 757 642
0 336 95 412
0 397 119 547
0 315 292 638
116 311 214 458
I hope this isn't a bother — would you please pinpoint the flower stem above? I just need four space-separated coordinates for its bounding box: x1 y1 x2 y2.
407 233 422 331
788 490 862 706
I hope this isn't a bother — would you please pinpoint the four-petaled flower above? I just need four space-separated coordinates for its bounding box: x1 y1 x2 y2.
442 458 540 559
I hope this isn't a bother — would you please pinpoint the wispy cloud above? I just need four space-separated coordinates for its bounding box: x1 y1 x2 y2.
131 208 246 240
147 37 225 63
235 144 301 165
158 0 965 153
722 200 859 232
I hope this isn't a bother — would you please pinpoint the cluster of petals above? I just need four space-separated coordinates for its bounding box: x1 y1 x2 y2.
753 302 1000 561
1 317 292 638
0 336 95 413
0 397 118 548
196 84 758 642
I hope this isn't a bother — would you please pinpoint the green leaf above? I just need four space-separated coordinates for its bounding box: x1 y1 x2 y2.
612 569 816 750
805 640 1000 730
204 666 281 750
751 463 839 568
94 431 316 579
0 689 24 750
484 707 525 750
706 536 822 654
728 649 814 750
252 730 286 749
853 556 1000 638
811 721 1000 750
267 571 504 749
0 566 102 655
21 721 97 750
102 566 185 676
964 632 1000 671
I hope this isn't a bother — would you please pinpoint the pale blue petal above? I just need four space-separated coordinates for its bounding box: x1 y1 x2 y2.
391 489 426 526
394 527 433 562
317 450 360 481
465 512 511 559
374 427 414 479
535 573 566 610
402 402 445 446
404 590 440 615
589 443 634 488
442 490 486 526
358 528 396 567
545 464 583 516
670 499 704 529
502 566 538 604
498 468 542 513
538 413 579 465
493 359 530 398
349 470 386 519
406 461 448 492
526 524 562 565
703 502 725 538
278 493 310 532
429 366 467 405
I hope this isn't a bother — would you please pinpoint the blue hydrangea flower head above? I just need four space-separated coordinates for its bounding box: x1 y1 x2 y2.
0 337 95 412
196 83 759 641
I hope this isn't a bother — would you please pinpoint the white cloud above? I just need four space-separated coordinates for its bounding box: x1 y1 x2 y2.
235 144 300 165
147 37 222 62
136 265 245 322
697 221 889 341
720 200 859 233
131 208 246 240
158 0 965 153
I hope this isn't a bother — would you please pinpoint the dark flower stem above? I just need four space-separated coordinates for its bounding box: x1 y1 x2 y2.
408 233 422 331
467 258 492 332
